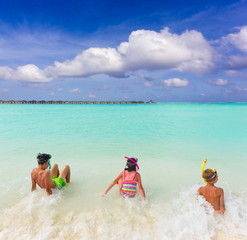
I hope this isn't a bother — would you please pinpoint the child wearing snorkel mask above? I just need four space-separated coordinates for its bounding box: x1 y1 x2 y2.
31 153 71 195
198 159 225 214
101 157 146 199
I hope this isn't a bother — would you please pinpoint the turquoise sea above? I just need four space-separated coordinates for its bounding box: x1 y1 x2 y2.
0 103 247 240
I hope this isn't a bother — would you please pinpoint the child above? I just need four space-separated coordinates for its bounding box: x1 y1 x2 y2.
31 153 71 195
102 157 146 199
198 159 225 214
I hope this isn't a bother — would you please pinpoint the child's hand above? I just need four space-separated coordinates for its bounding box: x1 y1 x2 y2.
101 193 106 197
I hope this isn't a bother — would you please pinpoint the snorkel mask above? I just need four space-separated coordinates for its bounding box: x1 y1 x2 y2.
37 153 52 171
47 159 51 170
201 159 217 182
124 156 139 169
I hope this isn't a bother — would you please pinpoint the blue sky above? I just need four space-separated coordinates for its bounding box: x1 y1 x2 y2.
0 0 247 102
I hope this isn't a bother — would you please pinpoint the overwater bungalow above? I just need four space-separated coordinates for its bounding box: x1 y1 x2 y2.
0 100 154 104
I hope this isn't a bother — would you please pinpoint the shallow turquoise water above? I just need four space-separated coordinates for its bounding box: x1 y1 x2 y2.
1 103 246 169
0 103 247 240
0 103 247 193
1 103 246 153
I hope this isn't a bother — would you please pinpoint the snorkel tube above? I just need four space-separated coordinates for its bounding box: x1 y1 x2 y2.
201 159 208 183
201 159 217 182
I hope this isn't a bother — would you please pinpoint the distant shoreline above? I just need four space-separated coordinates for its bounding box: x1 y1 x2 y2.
0 100 156 104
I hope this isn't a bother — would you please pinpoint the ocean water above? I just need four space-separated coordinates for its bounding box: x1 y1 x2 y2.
0 103 246 240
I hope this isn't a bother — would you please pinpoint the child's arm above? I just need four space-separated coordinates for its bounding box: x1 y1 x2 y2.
102 172 123 197
217 188 225 214
137 174 146 199
44 171 52 195
31 172 36 192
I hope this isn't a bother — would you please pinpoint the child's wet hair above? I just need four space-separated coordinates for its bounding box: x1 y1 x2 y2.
202 169 217 182
124 158 137 171
37 153 51 165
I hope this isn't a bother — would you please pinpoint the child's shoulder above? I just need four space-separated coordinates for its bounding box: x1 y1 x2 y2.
135 171 141 179
197 186 204 193
136 171 141 176
31 168 38 174
215 186 224 192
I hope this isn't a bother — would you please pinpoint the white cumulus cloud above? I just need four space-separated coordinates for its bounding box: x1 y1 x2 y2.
223 26 247 53
46 27 214 78
227 55 247 69
119 28 214 74
0 27 217 83
163 78 189 87
0 64 52 82
220 26 247 70
46 47 125 77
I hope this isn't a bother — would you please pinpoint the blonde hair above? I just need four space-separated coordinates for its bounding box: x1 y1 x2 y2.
202 169 217 182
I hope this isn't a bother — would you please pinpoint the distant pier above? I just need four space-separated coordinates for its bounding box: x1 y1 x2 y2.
0 100 156 104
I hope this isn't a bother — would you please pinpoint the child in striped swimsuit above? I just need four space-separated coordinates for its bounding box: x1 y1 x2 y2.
102 157 146 199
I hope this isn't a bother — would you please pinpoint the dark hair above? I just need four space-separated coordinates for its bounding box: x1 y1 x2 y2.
37 153 51 165
124 158 137 172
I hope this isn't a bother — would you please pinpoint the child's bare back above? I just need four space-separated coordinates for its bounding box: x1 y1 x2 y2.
198 184 224 213
31 168 53 189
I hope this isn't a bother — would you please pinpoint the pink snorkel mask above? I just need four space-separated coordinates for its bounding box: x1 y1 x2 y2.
124 157 139 169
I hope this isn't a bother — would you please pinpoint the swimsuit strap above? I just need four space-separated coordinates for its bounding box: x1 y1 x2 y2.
132 172 138 181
